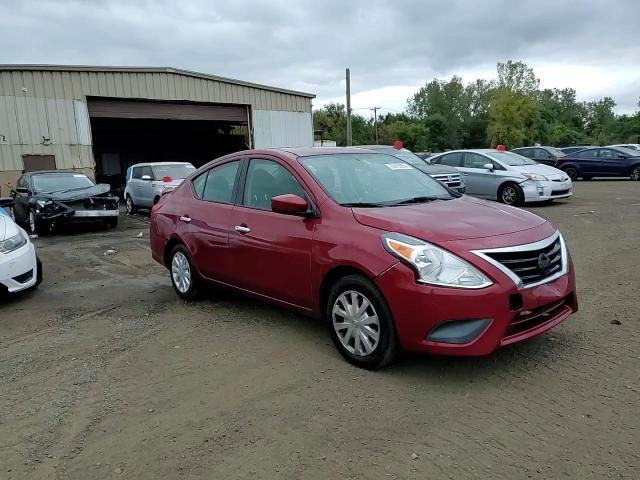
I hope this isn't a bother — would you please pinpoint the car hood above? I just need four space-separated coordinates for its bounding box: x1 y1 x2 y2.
414 164 459 175
510 163 565 177
352 196 547 242
36 184 113 201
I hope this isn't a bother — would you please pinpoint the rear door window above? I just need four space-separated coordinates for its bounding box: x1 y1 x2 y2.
435 153 463 167
463 153 489 169
576 149 598 159
200 161 240 203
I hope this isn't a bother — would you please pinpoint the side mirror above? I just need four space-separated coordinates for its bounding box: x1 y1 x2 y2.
141 175 152 181
10 189 17 198
271 194 309 215
0 197 14 209
483 163 495 171
16 187 29 194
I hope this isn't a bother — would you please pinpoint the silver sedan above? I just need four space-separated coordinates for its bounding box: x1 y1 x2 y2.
429 149 573 206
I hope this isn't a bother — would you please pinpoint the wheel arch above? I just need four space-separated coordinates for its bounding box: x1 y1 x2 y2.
164 234 188 268
496 180 522 201
318 265 373 318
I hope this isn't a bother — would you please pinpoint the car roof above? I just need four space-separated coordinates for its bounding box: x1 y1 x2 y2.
26 170 86 176
130 162 194 167
279 147 384 157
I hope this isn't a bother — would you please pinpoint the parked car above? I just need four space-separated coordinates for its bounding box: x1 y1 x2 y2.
150 147 578 369
429 149 573 205
558 146 591 155
357 145 466 193
0 198 42 295
609 143 640 152
510 146 566 166
125 162 196 214
554 146 640 180
11 171 119 234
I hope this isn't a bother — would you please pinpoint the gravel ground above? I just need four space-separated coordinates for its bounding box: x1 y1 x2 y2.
1 180 639 480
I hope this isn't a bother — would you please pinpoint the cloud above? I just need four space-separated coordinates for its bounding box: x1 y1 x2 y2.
1 0 638 113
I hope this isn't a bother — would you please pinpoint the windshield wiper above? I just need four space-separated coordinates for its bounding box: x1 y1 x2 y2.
42 186 93 195
391 196 445 205
340 202 388 208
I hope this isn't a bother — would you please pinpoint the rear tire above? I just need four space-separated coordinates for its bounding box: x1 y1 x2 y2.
169 245 201 301
631 166 640 181
564 167 578 181
125 195 137 214
326 274 399 370
498 183 524 206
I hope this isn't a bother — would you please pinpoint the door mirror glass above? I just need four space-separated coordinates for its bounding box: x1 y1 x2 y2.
271 194 309 215
141 175 152 181
483 163 494 171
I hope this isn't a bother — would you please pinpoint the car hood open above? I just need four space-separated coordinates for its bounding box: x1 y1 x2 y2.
352 196 547 242
36 184 114 202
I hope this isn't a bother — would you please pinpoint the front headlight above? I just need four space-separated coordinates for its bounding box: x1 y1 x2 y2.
522 173 548 182
0 231 27 253
382 233 492 289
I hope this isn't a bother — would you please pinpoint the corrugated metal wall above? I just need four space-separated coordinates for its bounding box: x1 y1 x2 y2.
253 110 313 148
0 70 312 113
0 69 314 172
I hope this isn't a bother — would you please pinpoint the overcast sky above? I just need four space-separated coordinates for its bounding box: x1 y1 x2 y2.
1 0 639 115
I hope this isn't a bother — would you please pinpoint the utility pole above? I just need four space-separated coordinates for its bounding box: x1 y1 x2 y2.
370 106 381 144
345 68 352 146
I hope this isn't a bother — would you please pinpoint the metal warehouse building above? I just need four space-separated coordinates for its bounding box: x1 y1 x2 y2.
0 65 315 196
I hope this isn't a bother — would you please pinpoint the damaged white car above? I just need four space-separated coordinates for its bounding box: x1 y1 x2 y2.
0 199 41 295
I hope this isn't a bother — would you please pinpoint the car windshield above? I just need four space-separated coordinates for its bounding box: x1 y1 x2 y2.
151 164 196 180
485 151 537 166
300 153 452 206
32 173 95 193
384 149 425 166
615 147 639 157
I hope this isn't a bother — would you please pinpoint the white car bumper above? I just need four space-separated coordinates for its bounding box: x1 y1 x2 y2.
0 242 38 293
522 180 573 202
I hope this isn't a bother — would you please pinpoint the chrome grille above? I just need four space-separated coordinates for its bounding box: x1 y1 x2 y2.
431 173 462 188
473 232 567 288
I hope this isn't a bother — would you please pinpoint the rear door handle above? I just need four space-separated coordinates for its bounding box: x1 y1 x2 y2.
179 216 191 223
234 225 251 233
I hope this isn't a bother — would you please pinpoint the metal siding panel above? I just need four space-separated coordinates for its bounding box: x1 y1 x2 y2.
253 110 312 148
89 72 100 96
213 82 222 103
0 96 20 145
113 72 125 97
97 72 108 95
74 100 92 145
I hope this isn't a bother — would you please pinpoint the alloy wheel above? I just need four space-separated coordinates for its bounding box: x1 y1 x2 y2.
126 196 133 214
632 167 640 181
332 290 380 356
565 168 577 181
171 251 191 294
502 186 517 205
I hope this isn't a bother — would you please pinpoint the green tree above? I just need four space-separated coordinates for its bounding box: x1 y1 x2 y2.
487 88 539 147
496 60 540 95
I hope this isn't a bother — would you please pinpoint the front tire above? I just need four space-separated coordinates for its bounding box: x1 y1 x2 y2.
125 195 137 214
326 275 399 370
28 209 46 235
498 183 524 206
631 166 640 181
169 245 201 301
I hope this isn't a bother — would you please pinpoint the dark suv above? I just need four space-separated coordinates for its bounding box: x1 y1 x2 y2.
511 146 566 166
357 145 466 193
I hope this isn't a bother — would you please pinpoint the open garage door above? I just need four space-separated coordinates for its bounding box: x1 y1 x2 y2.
88 97 251 195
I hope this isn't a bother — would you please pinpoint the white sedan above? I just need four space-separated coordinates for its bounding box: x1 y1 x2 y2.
0 202 41 294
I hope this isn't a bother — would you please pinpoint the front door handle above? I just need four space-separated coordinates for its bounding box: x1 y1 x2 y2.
234 225 251 233
179 216 191 223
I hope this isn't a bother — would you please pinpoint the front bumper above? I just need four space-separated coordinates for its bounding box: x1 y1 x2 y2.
0 241 37 293
375 251 577 356
521 180 573 202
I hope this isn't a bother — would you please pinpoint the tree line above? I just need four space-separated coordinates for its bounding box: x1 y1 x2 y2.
313 61 640 152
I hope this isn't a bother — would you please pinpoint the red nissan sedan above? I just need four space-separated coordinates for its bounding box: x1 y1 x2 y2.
150 148 577 369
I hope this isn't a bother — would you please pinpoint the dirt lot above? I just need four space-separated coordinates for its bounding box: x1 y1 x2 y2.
1 180 639 480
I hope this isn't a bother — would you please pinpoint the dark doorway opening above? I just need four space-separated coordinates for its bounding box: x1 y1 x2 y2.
90 117 250 196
